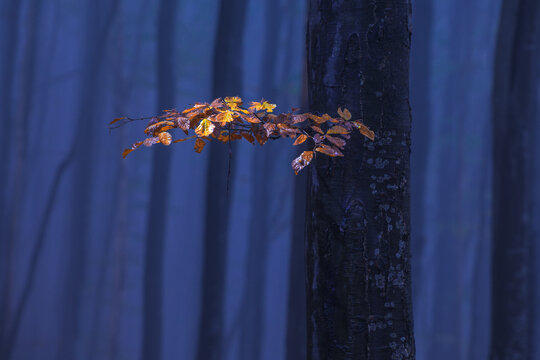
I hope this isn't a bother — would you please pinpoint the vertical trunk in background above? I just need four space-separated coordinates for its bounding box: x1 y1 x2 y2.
141 0 178 359
239 2 281 358
490 1 540 358
409 0 432 300
196 0 247 358
306 1 415 359
60 1 119 358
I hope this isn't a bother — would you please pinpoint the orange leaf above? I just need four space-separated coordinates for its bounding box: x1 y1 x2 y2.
143 137 160 147
122 140 144 158
110 117 126 125
173 135 196 143
194 138 206 153
182 103 208 114
293 134 308 146
216 110 234 123
242 132 255 143
311 126 324 134
315 144 343 157
158 132 172 146
249 99 276 113
325 135 346 149
352 121 375 140
337 107 352 120
326 125 348 135
291 151 314 175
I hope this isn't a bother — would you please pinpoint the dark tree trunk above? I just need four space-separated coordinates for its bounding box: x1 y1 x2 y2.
490 1 540 358
196 0 247 359
60 1 119 358
141 1 178 359
306 1 415 359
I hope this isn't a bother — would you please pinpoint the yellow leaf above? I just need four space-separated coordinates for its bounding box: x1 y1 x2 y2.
195 118 215 137
293 134 308 146
216 110 234 123
249 99 276 113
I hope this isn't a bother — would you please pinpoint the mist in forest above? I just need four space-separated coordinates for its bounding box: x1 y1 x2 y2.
1 0 539 359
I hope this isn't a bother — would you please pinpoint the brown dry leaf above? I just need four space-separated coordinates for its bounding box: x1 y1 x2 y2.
263 122 277 137
326 125 348 135
173 135 196 143
242 132 255 143
182 103 207 114
291 151 314 175
194 138 206 153
159 132 172 146
110 117 126 125
195 118 215 137
325 135 346 149
230 133 242 141
293 134 308 146
122 140 144 158
145 120 174 135
175 116 190 131
315 143 344 157
352 121 375 140
311 126 324 134
143 137 160 147
337 107 352 120
291 114 307 124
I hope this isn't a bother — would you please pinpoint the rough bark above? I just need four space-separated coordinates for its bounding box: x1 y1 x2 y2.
306 1 415 359
141 1 178 359
196 0 247 358
490 0 540 358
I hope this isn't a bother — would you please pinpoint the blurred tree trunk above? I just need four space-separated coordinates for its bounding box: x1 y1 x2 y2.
490 0 540 358
196 0 247 358
59 1 119 358
409 0 432 302
306 1 415 359
141 0 178 359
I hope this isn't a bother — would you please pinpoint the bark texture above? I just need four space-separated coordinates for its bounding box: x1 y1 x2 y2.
490 0 540 358
306 1 415 359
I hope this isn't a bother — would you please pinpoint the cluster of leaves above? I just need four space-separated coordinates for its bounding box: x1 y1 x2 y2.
111 97 374 174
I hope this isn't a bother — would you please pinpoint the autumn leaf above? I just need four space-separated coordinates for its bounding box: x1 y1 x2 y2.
122 140 144 158
337 107 352 120
311 126 324 134
182 103 208 114
315 143 344 157
225 96 243 106
145 120 175 135
216 110 235 124
159 132 172 146
195 118 215 137
293 134 308 146
326 125 348 135
110 117 126 125
143 137 160 147
291 151 314 175
325 135 346 149
175 116 190 131
249 99 276 113
194 138 206 153
351 121 375 140
242 132 255 144
173 135 196 143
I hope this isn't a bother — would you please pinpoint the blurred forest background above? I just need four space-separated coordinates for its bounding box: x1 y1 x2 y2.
1 0 540 359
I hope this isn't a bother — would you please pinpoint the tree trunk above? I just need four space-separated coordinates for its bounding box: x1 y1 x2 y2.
196 0 247 359
60 1 119 358
141 1 178 359
490 0 540 358
306 1 415 359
